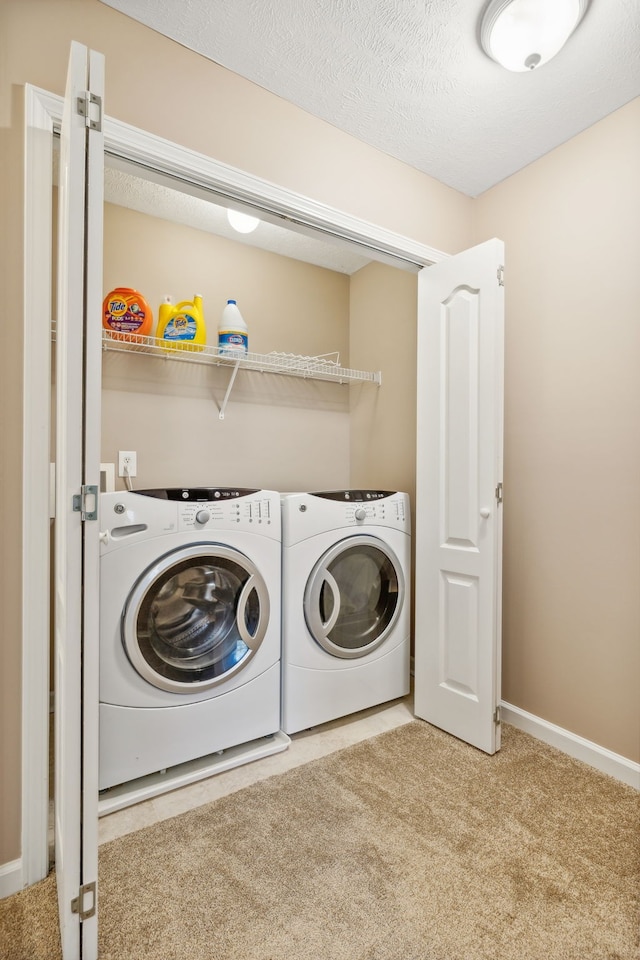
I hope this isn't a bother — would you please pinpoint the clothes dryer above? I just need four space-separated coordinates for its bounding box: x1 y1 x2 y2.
99 487 281 790
281 490 410 734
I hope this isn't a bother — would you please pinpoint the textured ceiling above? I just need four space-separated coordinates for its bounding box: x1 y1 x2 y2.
99 0 640 197
103 163 371 274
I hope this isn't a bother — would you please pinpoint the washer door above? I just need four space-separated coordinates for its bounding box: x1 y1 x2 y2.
304 535 404 659
122 543 270 693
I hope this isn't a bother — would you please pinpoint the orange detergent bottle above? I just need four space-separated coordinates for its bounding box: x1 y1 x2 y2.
103 287 153 342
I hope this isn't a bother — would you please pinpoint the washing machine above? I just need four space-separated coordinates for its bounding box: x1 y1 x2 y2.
281 490 411 734
99 486 281 791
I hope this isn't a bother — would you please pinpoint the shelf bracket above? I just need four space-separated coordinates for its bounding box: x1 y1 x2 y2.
218 360 242 420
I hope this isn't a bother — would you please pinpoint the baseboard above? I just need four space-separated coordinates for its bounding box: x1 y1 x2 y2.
501 702 640 790
0 858 23 900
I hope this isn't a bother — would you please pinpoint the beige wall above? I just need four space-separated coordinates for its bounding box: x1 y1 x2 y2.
101 203 352 492
1 0 472 868
349 262 418 503
473 99 640 762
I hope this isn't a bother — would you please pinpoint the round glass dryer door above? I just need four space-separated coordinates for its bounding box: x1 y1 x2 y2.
122 543 270 693
304 535 404 659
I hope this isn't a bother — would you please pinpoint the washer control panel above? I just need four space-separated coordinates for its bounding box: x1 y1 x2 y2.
100 488 281 552
178 494 274 530
136 486 259 502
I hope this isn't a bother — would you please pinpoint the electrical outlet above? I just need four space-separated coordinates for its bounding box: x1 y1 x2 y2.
118 450 137 478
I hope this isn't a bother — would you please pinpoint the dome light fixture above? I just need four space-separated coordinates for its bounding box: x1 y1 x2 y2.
480 0 589 72
227 208 260 234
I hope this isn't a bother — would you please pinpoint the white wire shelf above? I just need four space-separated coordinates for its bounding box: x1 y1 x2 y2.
100 329 382 386
51 324 381 419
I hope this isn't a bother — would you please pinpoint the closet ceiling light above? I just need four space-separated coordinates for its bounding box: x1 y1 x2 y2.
227 209 260 233
480 0 590 72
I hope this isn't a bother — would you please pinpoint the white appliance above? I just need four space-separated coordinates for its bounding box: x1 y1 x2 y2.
281 490 411 734
99 486 282 791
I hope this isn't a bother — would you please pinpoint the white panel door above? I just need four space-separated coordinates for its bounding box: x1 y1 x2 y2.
414 238 504 754
54 40 104 960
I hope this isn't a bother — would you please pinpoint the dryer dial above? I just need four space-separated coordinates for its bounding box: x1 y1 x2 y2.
195 509 211 525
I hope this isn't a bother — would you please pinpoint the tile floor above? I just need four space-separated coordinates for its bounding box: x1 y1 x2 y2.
98 693 415 845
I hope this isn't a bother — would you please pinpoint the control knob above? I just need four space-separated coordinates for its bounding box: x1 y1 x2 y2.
354 507 367 521
195 509 211 525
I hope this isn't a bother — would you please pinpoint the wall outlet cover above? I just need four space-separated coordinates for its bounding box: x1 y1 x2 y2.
118 451 137 478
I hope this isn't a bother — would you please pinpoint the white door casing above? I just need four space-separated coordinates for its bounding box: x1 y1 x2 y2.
26 50 513 923
54 41 103 960
414 239 504 754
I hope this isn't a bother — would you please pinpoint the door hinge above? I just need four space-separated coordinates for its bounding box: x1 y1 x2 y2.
497 264 504 286
76 91 102 131
493 706 501 725
71 880 96 921
495 481 503 504
72 484 98 521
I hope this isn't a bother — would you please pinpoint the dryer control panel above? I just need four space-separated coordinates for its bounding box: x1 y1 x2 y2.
310 490 407 526
281 490 410 544
344 496 407 525
309 489 395 502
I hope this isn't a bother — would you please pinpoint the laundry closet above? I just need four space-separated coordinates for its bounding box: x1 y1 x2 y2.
88 164 419 803
49 150 420 798
99 168 417 497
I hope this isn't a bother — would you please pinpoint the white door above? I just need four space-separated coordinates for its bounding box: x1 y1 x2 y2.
54 41 104 960
414 238 504 754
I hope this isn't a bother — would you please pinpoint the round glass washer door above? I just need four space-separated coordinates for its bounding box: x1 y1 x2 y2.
304 535 404 659
122 543 270 693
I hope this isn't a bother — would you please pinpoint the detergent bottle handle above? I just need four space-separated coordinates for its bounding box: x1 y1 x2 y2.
158 301 173 322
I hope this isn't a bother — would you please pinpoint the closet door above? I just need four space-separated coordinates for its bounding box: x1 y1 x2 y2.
54 40 104 960
414 239 504 754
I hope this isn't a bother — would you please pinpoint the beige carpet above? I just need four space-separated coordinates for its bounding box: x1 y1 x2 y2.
2 721 639 960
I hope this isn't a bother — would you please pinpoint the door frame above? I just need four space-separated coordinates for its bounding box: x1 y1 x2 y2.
21 81 449 888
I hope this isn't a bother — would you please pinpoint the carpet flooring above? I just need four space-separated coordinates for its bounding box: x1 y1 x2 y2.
1 721 639 960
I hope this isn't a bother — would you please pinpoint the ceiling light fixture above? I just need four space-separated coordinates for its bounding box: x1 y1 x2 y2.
227 209 260 234
480 0 589 72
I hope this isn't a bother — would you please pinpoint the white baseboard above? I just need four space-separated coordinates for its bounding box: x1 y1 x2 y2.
0 858 23 900
501 701 640 790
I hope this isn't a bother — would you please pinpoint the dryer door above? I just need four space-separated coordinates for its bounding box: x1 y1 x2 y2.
304 535 404 659
122 543 270 693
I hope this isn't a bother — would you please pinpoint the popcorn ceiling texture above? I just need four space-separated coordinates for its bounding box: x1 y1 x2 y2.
99 0 640 196
103 168 372 274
